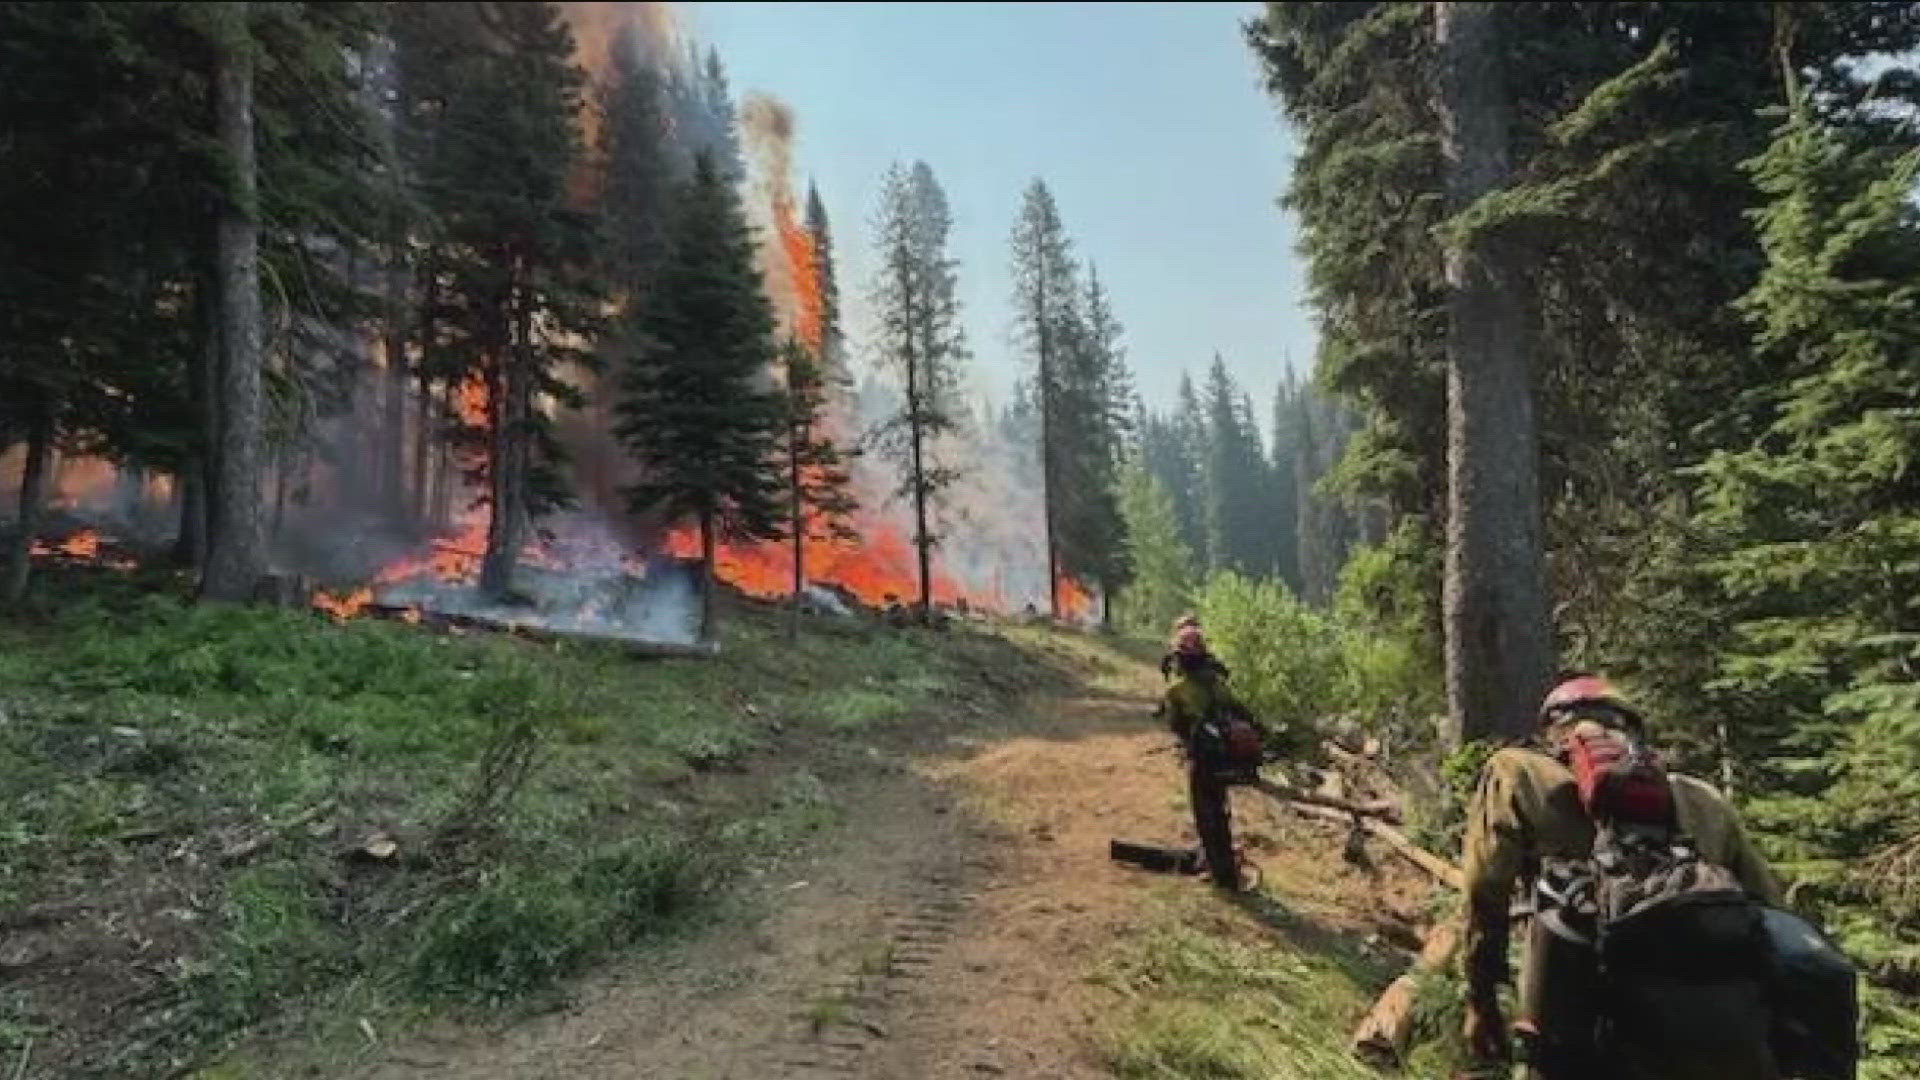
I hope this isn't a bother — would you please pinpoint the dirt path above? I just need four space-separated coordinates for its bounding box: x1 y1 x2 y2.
319 656 1419 1080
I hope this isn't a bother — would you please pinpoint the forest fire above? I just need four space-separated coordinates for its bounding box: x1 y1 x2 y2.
30 529 102 560
25 528 141 572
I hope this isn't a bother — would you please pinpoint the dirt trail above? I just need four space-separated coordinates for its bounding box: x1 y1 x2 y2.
327 655 1417 1080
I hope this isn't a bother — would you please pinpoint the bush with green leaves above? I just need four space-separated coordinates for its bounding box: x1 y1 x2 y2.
1194 558 1442 753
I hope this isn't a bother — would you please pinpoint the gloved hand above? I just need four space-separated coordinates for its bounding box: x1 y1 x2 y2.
1462 995 1510 1069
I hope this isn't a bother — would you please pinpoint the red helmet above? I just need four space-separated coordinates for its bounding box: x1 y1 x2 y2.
1172 625 1206 656
1539 675 1640 728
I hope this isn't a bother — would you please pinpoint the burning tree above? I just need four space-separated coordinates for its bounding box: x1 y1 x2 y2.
780 338 858 636
417 3 602 600
870 161 969 619
1009 180 1129 620
613 151 786 641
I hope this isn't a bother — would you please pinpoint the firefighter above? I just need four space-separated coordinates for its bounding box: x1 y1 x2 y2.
1459 675 1784 1080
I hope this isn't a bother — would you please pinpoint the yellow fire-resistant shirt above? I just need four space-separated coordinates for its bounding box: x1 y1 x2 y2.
1158 668 1240 743
1460 747 1784 992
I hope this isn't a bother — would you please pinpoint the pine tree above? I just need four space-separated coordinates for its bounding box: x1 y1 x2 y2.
871 161 968 617
781 338 858 637
1172 373 1212 567
197 3 270 602
1009 179 1104 615
597 23 674 303
1113 461 1194 637
805 183 846 383
1694 100 1920 863
616 152 783 639
1075 264 1134 621
416 2 600 600
1268 371 1304 592
1200 355 1269 577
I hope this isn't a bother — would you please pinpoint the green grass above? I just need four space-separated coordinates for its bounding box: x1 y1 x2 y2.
1093 895 1384 1080
0 570 1063 1077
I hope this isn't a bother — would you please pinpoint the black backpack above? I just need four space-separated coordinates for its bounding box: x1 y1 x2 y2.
1533 793 1858 1079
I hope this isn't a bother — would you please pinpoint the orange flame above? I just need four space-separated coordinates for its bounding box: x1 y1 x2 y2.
311 586 374 622
1055 576 1096 623
775 193 822 356
29 529 102 560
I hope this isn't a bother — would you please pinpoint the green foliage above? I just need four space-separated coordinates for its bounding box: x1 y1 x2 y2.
1331 519 1444 723
407 867 597 1006
1096 921 1378 1080
615 151 785 544
1111 462 1195 638
870 160 969 611
199 865 345 1028
1197 572 1344 740
1195 550 1441 750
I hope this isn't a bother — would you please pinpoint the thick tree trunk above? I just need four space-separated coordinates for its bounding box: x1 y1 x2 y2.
3 399 54 605
200 22 269 602
699 509 717 642
1435 1 1554 745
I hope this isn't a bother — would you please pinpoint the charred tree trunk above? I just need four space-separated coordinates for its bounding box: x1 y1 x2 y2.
3 397 54 605
1435 2 1553 744
480 271 532 600
905 324 934 620
412 371 433 526
173 466 208 569
699 508 718 642
788 393 804 641
381 263 410 520
200 19 269 602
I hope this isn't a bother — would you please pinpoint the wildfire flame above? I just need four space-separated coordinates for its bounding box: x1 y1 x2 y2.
29 529 101 560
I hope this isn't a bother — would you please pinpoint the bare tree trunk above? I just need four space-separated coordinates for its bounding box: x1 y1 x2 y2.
1435 1 1554 744
413 372 433 526
173 467 208 569
906 325 934 620
1036 275 1059 620
382 263 409 519
178 235 221 571
699 509 717 642
3 398 53 605
480 273 531 600
200 18 269 602
789 393 803 642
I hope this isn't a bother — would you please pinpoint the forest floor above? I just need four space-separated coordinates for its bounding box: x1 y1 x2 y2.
0 566 1438 1079
217 617 1434 1080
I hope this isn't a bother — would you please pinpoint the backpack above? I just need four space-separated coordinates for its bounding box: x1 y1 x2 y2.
1189 699 1265 777
1532 734 1776 1076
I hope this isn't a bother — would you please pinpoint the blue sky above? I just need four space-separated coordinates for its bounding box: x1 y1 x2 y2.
684 1 1314 429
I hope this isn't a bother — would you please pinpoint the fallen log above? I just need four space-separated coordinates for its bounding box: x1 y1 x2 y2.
361 604 718 659
1280 800 1463 891
1248 778 1401 824
1269 801 1469 1065
1352 921 1461 1066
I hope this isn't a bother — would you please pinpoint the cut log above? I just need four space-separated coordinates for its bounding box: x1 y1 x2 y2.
1352 921 1461 1065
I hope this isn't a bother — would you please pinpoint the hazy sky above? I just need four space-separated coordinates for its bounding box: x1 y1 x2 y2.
684 1 1314 429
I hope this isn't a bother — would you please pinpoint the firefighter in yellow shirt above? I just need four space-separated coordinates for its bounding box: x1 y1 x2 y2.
1459 675 1783 1080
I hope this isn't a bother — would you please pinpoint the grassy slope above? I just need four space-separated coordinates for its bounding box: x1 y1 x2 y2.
0 568 1059 1078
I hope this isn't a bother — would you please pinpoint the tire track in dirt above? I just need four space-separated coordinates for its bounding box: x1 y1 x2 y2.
767 872 974 1076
